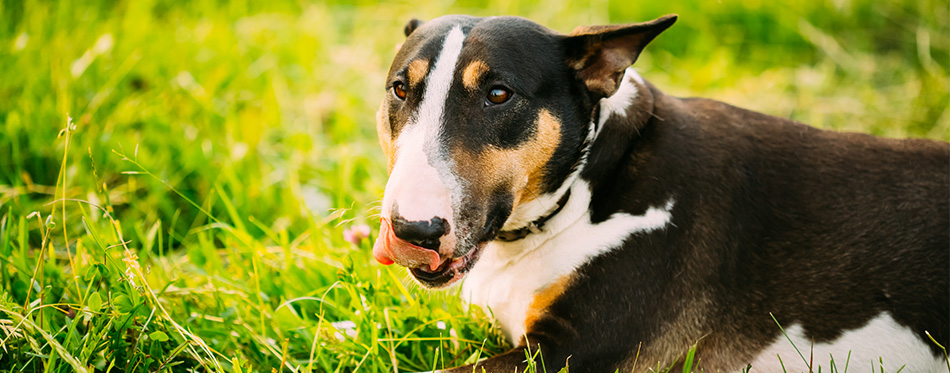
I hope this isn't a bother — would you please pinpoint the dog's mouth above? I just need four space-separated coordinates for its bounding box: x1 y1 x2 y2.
379 195 512 288
409 243 484 288
373 214 500 288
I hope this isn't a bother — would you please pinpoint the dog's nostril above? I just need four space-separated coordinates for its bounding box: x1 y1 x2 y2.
391 215 448 251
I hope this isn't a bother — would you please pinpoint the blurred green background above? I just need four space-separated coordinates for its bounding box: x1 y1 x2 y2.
0 0 947 371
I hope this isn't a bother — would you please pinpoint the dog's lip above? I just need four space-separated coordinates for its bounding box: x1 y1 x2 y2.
409 243 484 288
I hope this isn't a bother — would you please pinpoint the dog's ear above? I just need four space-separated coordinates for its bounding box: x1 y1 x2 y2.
564 15 676 99
404 19 424 37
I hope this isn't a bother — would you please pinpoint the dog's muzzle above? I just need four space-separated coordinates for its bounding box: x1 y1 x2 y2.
373 216 443 271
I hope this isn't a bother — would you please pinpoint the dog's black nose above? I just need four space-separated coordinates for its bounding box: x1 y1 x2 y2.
391 214 448 251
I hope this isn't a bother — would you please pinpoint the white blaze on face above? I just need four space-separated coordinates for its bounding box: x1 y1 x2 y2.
381 26 466 256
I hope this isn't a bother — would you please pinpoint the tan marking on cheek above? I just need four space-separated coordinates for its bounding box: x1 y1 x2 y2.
524 275 573 331
462 60 488 90
451 148 508 205
376 102 396 172
451 110 562 208
512 109 562 206
407 59 430 86
384 142 396 172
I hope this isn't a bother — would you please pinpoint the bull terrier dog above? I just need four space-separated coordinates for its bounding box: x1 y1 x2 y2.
371 14 949 372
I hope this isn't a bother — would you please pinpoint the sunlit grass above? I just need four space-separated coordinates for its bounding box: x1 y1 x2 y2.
0 0 947 371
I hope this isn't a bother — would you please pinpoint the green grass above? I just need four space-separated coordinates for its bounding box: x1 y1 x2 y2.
0 0 947 371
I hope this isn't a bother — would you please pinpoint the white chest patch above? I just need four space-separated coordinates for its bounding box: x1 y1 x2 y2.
462 180 675 343
748 313 945 372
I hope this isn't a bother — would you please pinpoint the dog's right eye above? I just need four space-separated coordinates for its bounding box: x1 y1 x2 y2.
392 82 407 100
487 86 512 105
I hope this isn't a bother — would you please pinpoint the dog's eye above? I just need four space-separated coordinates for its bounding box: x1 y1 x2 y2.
487 87 512 105
392 81 407 100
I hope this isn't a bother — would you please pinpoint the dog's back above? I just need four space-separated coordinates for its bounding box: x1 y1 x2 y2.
620 89 950 370
511 79 949 371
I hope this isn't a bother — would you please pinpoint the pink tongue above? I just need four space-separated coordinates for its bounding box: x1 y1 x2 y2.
372 218 442 271
372 240 395 265
372 218 396 265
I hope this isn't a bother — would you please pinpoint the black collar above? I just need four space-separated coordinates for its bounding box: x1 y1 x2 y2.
496 190 572 242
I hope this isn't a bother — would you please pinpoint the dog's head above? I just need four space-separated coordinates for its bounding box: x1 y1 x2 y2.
373 15 676 287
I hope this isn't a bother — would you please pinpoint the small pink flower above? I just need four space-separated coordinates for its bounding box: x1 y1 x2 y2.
343 224 371 245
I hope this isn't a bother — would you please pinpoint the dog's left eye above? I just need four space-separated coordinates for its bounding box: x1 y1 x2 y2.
487 87 512 105
392 81 407 100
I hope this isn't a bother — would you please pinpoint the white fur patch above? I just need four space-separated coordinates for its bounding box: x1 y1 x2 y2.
596 68 640 135
628 68 646 86
381 26 467 253
463 179 675 342
413 26 465 137
384 127 451 222
748 313 945 372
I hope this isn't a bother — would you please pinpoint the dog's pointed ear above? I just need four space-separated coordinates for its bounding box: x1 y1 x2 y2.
564 15 676 99
404 19 424 37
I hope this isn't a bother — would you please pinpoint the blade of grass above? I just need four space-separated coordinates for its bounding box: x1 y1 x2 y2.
770 313 810 368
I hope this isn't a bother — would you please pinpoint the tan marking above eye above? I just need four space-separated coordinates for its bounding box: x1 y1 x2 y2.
407 59 430 86
462 60 489 90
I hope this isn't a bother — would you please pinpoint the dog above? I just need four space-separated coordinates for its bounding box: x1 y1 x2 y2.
370 14 949 372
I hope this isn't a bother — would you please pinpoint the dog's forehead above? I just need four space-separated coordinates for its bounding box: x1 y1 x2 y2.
463 18 562 72
467 16 558 45
388 16 476 74
390 16 560 78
